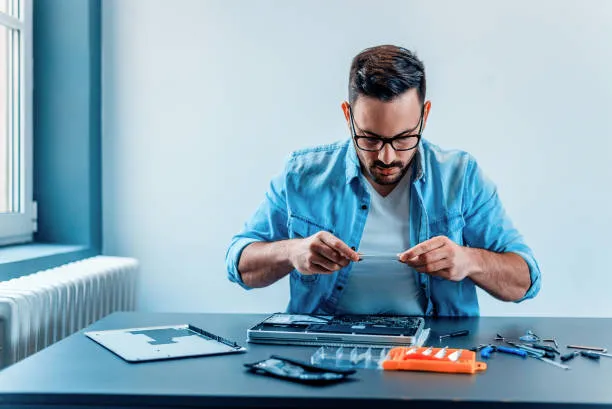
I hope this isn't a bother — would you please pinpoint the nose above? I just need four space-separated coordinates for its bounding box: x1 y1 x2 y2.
378 142 396 165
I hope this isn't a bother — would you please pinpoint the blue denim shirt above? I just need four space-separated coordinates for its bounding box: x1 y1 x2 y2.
226 138 541 316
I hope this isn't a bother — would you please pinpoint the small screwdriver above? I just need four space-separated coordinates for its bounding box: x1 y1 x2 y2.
560 351 578 362
560 351 601 362
496 346 528 358
531 343 560 354
439 329 470 341
580 351 602 360
480 345 496 359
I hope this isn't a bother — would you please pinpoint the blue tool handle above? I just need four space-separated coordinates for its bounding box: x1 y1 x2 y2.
480 346 495 359
531 343 559 354
496 346 528 357
560 352 577 362
580 351 601 360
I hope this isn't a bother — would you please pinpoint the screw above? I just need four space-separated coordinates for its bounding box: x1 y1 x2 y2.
543 338 559 349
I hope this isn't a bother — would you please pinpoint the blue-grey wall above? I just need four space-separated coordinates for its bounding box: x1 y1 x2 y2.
34 0 101 248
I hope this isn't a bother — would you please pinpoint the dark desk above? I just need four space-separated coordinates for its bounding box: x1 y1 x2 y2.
0 312 611 408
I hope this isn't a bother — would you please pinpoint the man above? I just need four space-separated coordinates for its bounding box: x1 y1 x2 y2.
225 45 541 316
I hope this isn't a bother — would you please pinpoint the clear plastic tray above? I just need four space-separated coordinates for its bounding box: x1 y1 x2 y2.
311 345 390 369
310 327 430 369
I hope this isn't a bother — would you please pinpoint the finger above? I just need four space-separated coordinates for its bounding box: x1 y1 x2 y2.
404 247 448 268
299 258 334 275
301 266 332 275
414 259 452 275
399 236 446 261
319 232 360 261
313 242 350 267
310 255 342 274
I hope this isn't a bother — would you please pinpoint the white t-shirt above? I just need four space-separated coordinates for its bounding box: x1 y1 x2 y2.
335 170 426 315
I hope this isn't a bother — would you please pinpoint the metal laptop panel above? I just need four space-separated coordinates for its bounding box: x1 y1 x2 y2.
247 313 425 347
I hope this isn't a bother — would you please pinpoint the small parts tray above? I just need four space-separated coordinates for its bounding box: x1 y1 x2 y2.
311 346 389 369
382 347 487 374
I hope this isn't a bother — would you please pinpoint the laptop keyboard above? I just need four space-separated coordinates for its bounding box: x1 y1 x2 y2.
330 315 423 330
303 315 424 337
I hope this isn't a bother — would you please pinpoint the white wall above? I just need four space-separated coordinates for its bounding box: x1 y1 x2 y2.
102 0 612 316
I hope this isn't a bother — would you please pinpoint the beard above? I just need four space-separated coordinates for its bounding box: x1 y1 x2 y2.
367 160 411 186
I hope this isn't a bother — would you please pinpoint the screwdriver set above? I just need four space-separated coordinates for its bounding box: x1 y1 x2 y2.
490 330 612 370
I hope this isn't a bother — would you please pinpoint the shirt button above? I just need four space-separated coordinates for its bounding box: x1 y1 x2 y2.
336 285 344 291
361 204 368 210
351 246 356 251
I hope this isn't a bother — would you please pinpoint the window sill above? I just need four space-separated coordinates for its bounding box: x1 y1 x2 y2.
0 243 97 281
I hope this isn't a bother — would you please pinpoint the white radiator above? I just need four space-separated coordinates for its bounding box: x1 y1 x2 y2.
0 256 138 368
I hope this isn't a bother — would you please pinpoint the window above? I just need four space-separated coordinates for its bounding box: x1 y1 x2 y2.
0 0 33 246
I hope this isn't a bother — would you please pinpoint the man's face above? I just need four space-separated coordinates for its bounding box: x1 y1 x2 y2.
343 89 430 189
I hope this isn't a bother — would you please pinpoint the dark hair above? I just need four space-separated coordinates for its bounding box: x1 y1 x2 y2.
348 45 426 105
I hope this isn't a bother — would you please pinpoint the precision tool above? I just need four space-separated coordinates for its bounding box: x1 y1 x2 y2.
511 343 545 358
531 343 560 355
561 351 601 362
480 345 495 359
519 330 540 343
494 333 507 341
567 345 607 353
586 351 612 359
506 340 546 356
439 330 470 341
495 333 521 344
510 342 555 358
560 351 579 362
505 341 570 369
543 338 559 349
469 344 487 352
523 347 555 359
580 351 602 360
496 346 528 358
481 345 528 359
537 356 570 370
357 253 399 261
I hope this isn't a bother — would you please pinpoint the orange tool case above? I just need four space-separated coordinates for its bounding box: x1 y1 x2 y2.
382 347 487 374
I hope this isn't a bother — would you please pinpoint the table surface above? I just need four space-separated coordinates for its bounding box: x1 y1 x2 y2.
0 312 611 408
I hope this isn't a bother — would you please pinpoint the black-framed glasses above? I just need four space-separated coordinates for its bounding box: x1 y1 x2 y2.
349 105 424 152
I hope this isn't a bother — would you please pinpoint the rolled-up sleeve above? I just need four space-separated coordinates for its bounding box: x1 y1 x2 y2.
225 159 291 290
461 157 541 302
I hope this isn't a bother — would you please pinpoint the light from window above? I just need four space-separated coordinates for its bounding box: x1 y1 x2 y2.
1 24 11 213
0 0 33 246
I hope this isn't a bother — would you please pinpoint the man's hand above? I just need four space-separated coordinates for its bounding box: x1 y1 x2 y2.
289 231 360 275
398 236 478 281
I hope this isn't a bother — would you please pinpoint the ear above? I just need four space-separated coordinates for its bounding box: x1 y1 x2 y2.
422 100 432 130
341 101 351 122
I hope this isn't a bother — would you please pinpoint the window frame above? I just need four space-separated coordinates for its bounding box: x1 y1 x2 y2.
0 0 35 246
0 0 101 282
